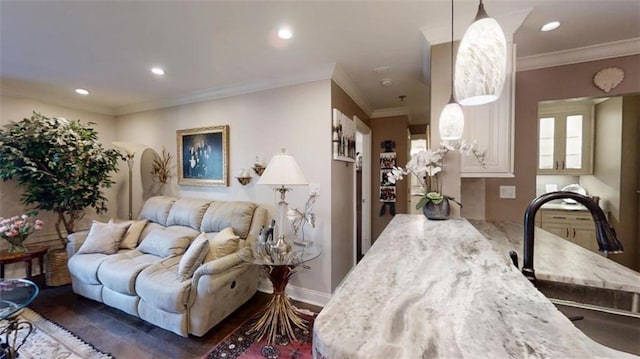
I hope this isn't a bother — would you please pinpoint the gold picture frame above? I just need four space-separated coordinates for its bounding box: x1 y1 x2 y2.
177 125 229 186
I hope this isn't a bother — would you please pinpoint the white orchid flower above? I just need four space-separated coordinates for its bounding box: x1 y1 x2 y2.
425 165 442 177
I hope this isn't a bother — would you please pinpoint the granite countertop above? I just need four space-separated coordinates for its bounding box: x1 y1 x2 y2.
471 220 640 295
313 215 637 359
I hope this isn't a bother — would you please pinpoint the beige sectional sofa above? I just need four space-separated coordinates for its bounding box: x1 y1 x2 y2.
66 196 266 337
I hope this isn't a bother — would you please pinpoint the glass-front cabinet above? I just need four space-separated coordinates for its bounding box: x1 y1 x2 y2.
537 101 593 175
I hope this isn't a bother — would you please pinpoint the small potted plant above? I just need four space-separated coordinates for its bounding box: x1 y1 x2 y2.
387 142 485 220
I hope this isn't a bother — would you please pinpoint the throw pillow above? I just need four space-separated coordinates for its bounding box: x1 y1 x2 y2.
178 233 210 281
137 228 191 258
77 220 130 255
203 227 240 263
109 218 148 249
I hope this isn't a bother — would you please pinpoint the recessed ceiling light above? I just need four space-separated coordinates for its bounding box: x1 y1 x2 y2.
75 88 89 95
151 67 165 76
541 21 561 32
277 27 293 40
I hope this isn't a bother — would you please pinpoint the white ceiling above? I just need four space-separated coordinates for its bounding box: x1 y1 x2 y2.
1 0 639 125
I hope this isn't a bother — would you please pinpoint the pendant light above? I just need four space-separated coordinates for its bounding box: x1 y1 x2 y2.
454 0 507 106
439 0 464 141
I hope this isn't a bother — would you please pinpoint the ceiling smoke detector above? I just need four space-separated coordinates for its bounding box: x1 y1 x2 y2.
380 78 392 86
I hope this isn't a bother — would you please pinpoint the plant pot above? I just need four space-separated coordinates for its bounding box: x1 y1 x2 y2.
46 248 72 287
422 198 450 220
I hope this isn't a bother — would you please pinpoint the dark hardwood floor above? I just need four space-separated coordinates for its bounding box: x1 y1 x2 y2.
28 275 321 359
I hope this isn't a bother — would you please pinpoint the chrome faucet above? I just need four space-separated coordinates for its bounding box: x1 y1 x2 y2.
516 191 623 283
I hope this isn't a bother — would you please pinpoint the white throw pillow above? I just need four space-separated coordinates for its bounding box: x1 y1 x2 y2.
137 228 191 258
203 227 239 263
109 218 148 249
77 221 130 255
178 233 210 281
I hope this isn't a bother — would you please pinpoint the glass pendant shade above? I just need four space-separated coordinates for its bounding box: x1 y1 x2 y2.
439 96 465 141
454 1 507 106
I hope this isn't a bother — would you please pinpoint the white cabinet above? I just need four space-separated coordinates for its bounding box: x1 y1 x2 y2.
460 44 515 178
537 101 593 175
538 209 597 252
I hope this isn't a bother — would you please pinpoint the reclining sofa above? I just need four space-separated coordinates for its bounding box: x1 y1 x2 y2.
66 196 266 337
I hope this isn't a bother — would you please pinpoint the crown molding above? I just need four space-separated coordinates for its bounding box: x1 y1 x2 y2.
331 64 373 117
370 107 410 119
114 64 337 116
517 38 640 72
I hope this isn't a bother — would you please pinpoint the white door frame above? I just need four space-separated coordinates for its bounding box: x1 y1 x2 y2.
353 117 372 267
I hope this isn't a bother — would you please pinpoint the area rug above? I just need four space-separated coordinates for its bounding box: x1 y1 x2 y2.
1 308 114 359
203 309 316 359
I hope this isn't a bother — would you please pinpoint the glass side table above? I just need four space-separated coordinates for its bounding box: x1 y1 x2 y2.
0 278 39 359
239 245 321 345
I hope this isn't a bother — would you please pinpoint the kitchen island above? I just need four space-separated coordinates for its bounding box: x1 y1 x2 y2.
313 215 637 358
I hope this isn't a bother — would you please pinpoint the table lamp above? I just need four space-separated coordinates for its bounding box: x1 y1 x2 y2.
257 149 308 255
112 142 147 220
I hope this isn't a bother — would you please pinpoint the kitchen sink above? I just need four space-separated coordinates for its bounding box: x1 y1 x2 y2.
536 280 640 355
554 301 640 356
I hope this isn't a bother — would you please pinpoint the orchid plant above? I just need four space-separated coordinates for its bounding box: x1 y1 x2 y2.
388 141 486 209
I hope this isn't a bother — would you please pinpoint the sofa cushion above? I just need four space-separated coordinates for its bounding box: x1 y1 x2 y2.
77 221 129 255
137 228 191 258
200 201 257 239
178 233 209 281
136 257 192 313
97 250 162 296
68 252 112 285
203 227 239 263
138 196 177 226
166 198 211 230
109 218 148 249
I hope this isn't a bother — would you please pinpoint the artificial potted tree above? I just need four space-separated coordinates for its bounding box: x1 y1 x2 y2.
0 112 120 285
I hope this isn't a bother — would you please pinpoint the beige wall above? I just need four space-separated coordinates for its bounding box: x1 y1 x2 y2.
619 96 639 269
370 115 409 241
485 54 640 224
580 98 622 223
330 81 370 290
115 80 334 297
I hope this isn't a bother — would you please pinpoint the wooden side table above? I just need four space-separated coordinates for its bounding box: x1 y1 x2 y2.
0 245 48 279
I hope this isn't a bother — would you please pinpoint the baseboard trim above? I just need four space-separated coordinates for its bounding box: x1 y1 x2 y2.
257 278 331 308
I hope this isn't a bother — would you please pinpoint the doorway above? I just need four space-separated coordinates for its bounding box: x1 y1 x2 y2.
354 117 371 265
408 136 427 214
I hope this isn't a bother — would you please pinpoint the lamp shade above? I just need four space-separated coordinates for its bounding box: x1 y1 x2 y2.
257 151 307 186
438 98 465 141
454 1 507 106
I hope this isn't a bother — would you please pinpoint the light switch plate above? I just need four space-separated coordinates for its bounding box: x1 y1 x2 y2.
500 185 516 199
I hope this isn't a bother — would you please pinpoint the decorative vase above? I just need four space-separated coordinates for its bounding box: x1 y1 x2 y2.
4 235 29 253
422 198 450 220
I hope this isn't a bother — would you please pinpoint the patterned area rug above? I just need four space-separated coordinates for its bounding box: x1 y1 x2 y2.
203 309 315 359
1 308 114 359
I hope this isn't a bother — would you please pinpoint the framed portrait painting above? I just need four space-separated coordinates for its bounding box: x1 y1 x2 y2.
177 125 229 186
